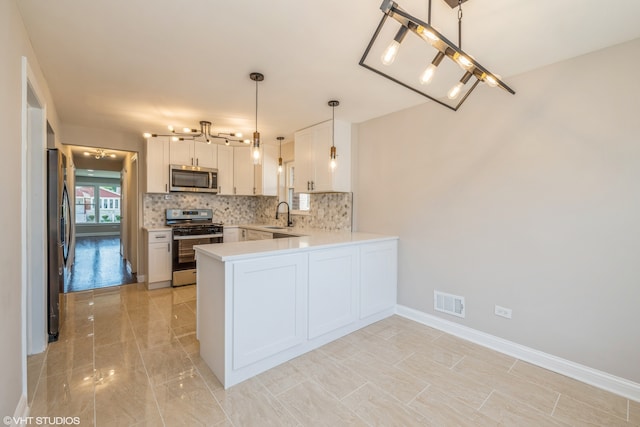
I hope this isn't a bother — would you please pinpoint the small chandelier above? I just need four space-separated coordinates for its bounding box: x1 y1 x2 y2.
143 121 248 146
250 72 264 165
328 100 339 171
277 136 284 174
84 149 116 159
360 0 515 111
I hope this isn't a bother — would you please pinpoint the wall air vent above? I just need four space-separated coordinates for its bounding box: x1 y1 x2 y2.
434 290 465 318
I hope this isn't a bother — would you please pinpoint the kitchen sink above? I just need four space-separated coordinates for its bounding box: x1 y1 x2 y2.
263 226 287 230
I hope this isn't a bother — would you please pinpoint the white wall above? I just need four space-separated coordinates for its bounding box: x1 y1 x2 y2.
355 38 640 383
1 0 61 417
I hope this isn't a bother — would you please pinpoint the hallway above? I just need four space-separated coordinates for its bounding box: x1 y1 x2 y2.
66 236 136 292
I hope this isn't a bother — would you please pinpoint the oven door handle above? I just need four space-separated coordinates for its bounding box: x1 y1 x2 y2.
173 233 224 240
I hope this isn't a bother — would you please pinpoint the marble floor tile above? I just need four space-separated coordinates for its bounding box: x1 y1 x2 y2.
154 372 227 426
278 380 366 426
409 387 498 427
94 367 161 426
214 377 299 426
452 355 560 414
552 394 629 426
290 350 367 400
480 390 570 427
396 351 493 409
630 400 640 425
28 283 635 427
342 350 429 404
342 382 429 426
510 360 630 420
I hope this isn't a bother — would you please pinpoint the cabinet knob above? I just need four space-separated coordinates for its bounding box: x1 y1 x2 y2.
167 243 170 252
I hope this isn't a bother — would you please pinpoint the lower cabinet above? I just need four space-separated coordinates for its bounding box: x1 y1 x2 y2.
146 229 172 289
360 241 398 318
231 254 308 369
196 238 398 388
308 247 359 339
223 227 240 243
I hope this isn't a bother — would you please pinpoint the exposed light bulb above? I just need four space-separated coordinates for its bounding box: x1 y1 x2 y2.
419 64 436 85
109 154 116 158
278 160 283 174
143 132 152 138
447 71 473 100
183 127 191 133
225 140 230 146
243 139 250 144
447 82 463 99
83 152 90 156
381 40 401 65
171 136 178 142
329 146 337 171
484 74 499 88
419 51 444 86
253 146 260 163
168 125 174 132
381 25 408 66
234 132 242 138
252 131 261 165
330 158 337 171
457 55 473 70
421 28 439 44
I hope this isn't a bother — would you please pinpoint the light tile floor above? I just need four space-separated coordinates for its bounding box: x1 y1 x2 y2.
28 283 639 426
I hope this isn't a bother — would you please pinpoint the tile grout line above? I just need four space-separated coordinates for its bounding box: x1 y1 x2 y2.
477 389 494 411
126 287 168 427
507 358 518 373
550 392 561 416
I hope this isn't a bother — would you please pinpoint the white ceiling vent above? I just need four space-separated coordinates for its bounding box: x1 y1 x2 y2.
434 290 465 318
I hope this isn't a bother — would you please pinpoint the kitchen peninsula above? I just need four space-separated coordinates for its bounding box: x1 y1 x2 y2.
194 230 398 388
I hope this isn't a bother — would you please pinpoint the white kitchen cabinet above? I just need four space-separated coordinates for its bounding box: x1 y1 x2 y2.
146 137 170 193
245 229 272 241
231 253 308 369
170 140 218 168
223 227 240 243
217 145 234 195
233 146 254 195
294 119 351 193
359 240 398 318
146 229 172 289
254 144 278 196
308 247 359 339
195 236 398 389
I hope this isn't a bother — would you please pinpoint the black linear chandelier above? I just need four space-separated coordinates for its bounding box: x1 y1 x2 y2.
143 121 249 146
360 0 515 111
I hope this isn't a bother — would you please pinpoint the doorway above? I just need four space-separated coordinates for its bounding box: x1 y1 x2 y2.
67 162 137 292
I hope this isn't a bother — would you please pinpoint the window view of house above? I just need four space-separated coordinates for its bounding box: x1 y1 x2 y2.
75 184 121 223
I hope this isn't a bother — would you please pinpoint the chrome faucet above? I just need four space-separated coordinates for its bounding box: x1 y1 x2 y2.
276 201 293 227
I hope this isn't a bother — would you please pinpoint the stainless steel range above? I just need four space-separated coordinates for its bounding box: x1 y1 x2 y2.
166 209 223 286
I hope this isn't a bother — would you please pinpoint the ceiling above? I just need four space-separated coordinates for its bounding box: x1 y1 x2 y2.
17 0 640 145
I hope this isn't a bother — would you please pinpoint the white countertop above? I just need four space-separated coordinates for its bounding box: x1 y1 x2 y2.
195 230 398 262
143 226 172 232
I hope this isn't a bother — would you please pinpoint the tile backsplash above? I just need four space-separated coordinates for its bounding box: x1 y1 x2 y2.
143 192 352 231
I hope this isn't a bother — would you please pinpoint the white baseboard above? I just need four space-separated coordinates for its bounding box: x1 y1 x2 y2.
396 304 640 402
11 394 29 427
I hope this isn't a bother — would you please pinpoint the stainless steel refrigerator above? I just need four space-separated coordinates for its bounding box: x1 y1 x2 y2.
47 148 71 342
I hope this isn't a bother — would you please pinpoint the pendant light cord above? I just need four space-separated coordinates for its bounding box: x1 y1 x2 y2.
255 79 258 132
332 104 335 148
457 0 463 49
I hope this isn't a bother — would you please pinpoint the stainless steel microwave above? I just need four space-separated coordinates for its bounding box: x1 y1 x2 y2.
170 164 218 193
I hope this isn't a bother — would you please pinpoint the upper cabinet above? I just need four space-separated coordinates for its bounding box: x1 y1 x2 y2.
233 146 254 195
146 137 169 193
169 140 218 169
294 120 351 193
217 145 234 195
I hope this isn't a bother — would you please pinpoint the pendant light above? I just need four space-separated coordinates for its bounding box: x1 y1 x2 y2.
277 136 284 174
328 100 339 171
250 72 264 165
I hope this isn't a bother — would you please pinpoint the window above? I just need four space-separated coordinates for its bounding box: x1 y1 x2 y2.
286 163 310 212
75 184 121 224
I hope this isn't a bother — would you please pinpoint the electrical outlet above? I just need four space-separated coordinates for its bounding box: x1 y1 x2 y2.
494 305 512 319
164 194 172 200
